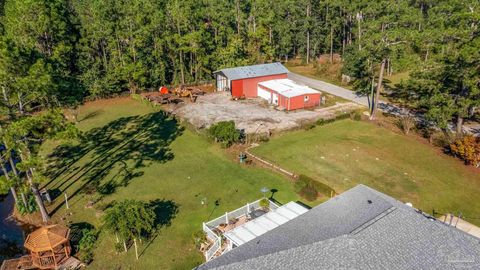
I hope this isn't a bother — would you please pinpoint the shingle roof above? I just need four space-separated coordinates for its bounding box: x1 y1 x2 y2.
213 63 288 80
196 185 480 270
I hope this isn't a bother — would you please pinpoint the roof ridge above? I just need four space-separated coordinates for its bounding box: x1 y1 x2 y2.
350 206 397 235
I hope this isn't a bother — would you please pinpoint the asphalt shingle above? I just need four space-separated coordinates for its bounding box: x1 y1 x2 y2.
196 185 480 270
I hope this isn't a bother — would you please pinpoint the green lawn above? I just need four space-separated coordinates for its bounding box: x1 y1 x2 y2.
251 119 480 225
40 97 301 269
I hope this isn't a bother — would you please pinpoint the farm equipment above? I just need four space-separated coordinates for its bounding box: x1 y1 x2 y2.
143 86 183 105
159 86 170 94
172 85 206 103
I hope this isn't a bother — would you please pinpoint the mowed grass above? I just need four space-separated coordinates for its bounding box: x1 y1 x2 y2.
40 97 300 269
252 119 480 225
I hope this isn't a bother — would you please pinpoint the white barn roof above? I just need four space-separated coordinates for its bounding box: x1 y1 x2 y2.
259 79 320 98
224 202 309 246
213 63 288 80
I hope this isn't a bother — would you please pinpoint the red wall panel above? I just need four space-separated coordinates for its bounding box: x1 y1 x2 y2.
286 93 321 110
231 80 244 97
231 73 288 98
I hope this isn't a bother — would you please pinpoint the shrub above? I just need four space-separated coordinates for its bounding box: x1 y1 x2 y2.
192 230 207 249
259 198 270 210
208 121 241 148
397 115 416 135
303 123 316 130
450 135 480 167
295 175 335 201
16 194 37 215
316 118 335 126
294 175 318 201
335 113 350 121
78 228 98 264
352 111 362 121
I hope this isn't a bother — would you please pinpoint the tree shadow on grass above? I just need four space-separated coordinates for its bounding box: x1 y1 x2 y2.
45 111 183 215
139 199 179 258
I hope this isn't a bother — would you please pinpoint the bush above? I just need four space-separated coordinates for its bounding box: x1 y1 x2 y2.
316 118 335 126
208 121 241 148
335 113 350 121
78 228 98 264
294 175 335 201
16 194 37 215
303 123 316 130
192 230 207 249
450 135 480 167
397 115 416 135
259 198 270 210
352 111 362 121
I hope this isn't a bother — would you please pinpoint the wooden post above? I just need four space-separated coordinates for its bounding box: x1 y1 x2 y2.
134 238 139 260
64 193 69 209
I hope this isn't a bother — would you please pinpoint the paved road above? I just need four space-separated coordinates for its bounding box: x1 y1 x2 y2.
288 72 370 107
288 72 480 136
289 72 416 117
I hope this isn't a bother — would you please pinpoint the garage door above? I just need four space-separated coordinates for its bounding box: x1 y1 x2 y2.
257 87 272 102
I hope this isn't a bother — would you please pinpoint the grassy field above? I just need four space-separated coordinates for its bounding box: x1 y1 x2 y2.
251 119 480 225
40 97 302 269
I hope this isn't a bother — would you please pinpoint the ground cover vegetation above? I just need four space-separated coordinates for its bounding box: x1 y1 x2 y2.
37 98 301 268
252 119 480 225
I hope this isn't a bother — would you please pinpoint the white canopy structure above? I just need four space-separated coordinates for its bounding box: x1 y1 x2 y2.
224 202 309 246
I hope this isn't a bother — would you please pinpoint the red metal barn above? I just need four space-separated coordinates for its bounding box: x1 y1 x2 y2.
213 63 288 98
258 79 321 111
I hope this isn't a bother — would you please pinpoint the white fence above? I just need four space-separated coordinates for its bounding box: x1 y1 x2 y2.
203 223 221 261
204 198 279 230
202 198 280 261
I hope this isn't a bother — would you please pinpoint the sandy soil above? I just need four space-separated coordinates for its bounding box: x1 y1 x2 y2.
166 92 362 134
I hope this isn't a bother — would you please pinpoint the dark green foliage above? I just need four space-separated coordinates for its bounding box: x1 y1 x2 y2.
352 112 362 121
208 121 240 148
103 200 156 245
0 0 477 126
295 175 334 201
192 230 207 249
259 198 270 209
335 113 351 121
16 194 37 215
78 228 98 263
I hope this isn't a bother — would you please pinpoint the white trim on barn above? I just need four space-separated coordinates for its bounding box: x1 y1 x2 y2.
258 86 272 102
258 79 320 98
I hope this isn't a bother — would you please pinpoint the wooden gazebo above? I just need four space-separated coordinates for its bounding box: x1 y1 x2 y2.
24 225 71 269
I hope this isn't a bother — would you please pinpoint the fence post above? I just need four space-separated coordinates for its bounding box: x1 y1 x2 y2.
225 212 228 224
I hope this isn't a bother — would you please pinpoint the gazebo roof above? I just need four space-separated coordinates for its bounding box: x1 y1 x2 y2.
24 224 70 252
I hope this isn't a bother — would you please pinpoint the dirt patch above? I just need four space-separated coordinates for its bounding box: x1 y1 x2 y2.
165 92 362 134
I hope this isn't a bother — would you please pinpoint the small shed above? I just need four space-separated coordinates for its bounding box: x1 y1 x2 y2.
24 225 71 269
213 63 288 98
258 79 321 111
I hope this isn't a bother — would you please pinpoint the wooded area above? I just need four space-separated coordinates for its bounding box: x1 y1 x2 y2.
0 0 476 111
